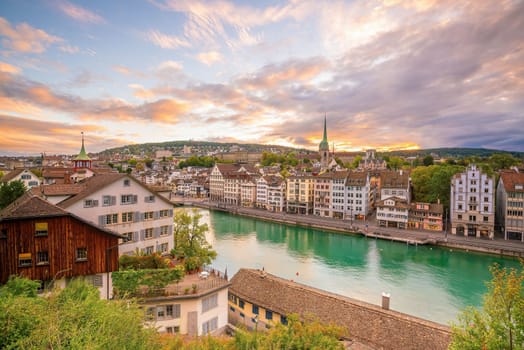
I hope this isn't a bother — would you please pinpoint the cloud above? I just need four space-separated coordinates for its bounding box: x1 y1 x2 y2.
59 45 80 54
197 51 223 65
55 1 105 24
0 61 20 74
0 17 62 53
146 30 190 49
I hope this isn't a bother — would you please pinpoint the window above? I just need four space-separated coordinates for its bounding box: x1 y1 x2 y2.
18 253 32 267
76 248 87 261
202 317 218 335
28 181 38 187
103 195 116 206
21 174 31 180
36 251 49 265
35 222 48 236
458 214 462 220
159 209 170 218
0 228 6 239
122 212 134 223
144 228 154 239
123 232 133 243
157 306 165 319
252 305 259 315
239 300 245 309
166 304 181 318
105 214 118 225
166 326 180 334
143 246 154 255
145 195 155 203
84 199 99 208
265 310 273 320
144 211 154 220
160 225 170 236
159 243 168 253
484 216 489 222
281 315 288 325
202 293 218 313
121 194 137 205
124 179 130 186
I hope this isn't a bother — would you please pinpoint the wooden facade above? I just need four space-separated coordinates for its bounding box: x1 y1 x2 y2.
0 214 119 284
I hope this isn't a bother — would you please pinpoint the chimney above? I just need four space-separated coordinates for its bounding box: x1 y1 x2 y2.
381 292 390 310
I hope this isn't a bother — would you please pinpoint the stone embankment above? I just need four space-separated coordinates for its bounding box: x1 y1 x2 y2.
182 200 524 258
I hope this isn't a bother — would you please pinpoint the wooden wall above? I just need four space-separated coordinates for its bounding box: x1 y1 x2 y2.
0 215 119 284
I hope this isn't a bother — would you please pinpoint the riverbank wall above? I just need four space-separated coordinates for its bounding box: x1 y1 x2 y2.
189 202 524 259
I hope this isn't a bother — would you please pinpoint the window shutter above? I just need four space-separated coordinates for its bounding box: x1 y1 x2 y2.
134 211 141 222
168 225 173 236
93 200 99 207
140 212 145 221
154 227 160 238
168 209 173 217
133 195 138 203
111 196 116 205
154 211 160 220
98 215 105 226
140 230 145 241
133 231 139 242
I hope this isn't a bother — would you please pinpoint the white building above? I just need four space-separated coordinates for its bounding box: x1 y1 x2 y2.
450 164 495 238
267 176 286 212
380 170 411 202
343 171 375 221
376 197 409 229
1 168 41 189
256 177 269 209
55 173 174 255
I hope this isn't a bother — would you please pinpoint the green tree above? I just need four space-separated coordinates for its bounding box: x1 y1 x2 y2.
411 164 464 209
489 153 521 171
171 209 217 271
423 155 434 166
351 155 362 169
0 180 26 209
387 156 403 170
450 262 524 350
0 277 161 349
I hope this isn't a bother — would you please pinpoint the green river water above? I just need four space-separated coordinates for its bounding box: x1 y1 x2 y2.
199 209 521 325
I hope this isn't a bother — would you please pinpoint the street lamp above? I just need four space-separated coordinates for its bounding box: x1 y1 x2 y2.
106 243 120 299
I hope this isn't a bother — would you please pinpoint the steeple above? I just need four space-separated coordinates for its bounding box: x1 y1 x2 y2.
75 132 91 161
319 114 329 151
73 132 92 173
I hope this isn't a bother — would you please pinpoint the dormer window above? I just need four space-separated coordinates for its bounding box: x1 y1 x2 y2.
124 179 130 187
35 223 48 236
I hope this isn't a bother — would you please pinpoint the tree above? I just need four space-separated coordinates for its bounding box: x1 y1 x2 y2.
351 155 362 169
387 156 403 170
0 180 26 209
423 155 434 166
489 153 521 171
450 262 524 350
411 164 464 209
0 277 161 349
171 209 217 271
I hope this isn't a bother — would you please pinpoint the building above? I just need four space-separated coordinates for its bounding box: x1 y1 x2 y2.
209 163 258 204
450 164 495 238
266 176 286 212
314 172 334 217
240 180 257 207
141 269 230 336
496 171 524 241
48 173 175 256
318 116 330 170
376 196 410 229
380 170 411 202
286 175 315 215
228 268 450 350
358 149 387 171
71 132 94 183
0 192 120 299
344 171 375 221
0 168 41 189
408 202 444 231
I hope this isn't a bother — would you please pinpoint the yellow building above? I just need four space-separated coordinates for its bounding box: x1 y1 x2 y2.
286 175 315 215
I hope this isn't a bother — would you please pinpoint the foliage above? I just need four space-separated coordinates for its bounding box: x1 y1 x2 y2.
387 156 404 170
0 180 26 209
0 277 161 350
261 151 299 167
171 209 217 271
422 155 434 166
0 275 41 298
119 253 171 270
112 266 185 297
411 164 464 209
488 153 521 171
179 156 216 168
350 155 362 169
450 262 524 350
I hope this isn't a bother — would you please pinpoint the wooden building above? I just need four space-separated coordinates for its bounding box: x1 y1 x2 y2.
0 192 121 298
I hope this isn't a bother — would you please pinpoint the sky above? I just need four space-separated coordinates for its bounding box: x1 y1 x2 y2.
0 0 523 156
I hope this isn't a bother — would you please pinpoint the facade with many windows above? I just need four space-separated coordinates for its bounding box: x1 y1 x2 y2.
286 176 315 215
450 164 495 238
0 168 41 189
55 174 174 255
496 171 524 241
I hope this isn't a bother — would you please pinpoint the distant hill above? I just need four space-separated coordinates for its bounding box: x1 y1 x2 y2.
383 147 524 159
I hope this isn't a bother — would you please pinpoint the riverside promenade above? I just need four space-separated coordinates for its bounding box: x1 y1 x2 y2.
175 197 524 258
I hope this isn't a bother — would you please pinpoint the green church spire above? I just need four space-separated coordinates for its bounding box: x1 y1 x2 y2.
75 132 91 161
319 115 329 151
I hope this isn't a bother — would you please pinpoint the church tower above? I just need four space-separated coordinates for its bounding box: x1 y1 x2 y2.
74 132 92 171
319 115 330 170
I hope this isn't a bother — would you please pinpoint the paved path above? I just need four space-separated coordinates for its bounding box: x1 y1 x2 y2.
177 198 524 257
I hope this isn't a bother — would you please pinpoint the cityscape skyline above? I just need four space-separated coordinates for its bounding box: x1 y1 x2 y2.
1 0 523 156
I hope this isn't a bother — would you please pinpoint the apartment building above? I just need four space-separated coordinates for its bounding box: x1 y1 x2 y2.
1 168 41 189
450 164 495 238
408 202 444 231
376 197 409 229
267 176 286 212
286 175 315 215
54 173 174 256
314 173 334 217
496 171 524 241
240 180 257 207
209 164 258 203
380 170 411 202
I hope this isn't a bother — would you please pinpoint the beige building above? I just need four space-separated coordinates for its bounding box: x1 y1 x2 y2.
450 164 495 238
376 197 410 229
286 175 315 215
496 171 524 241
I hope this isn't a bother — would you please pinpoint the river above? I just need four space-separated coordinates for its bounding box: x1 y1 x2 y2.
196 209 521 325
